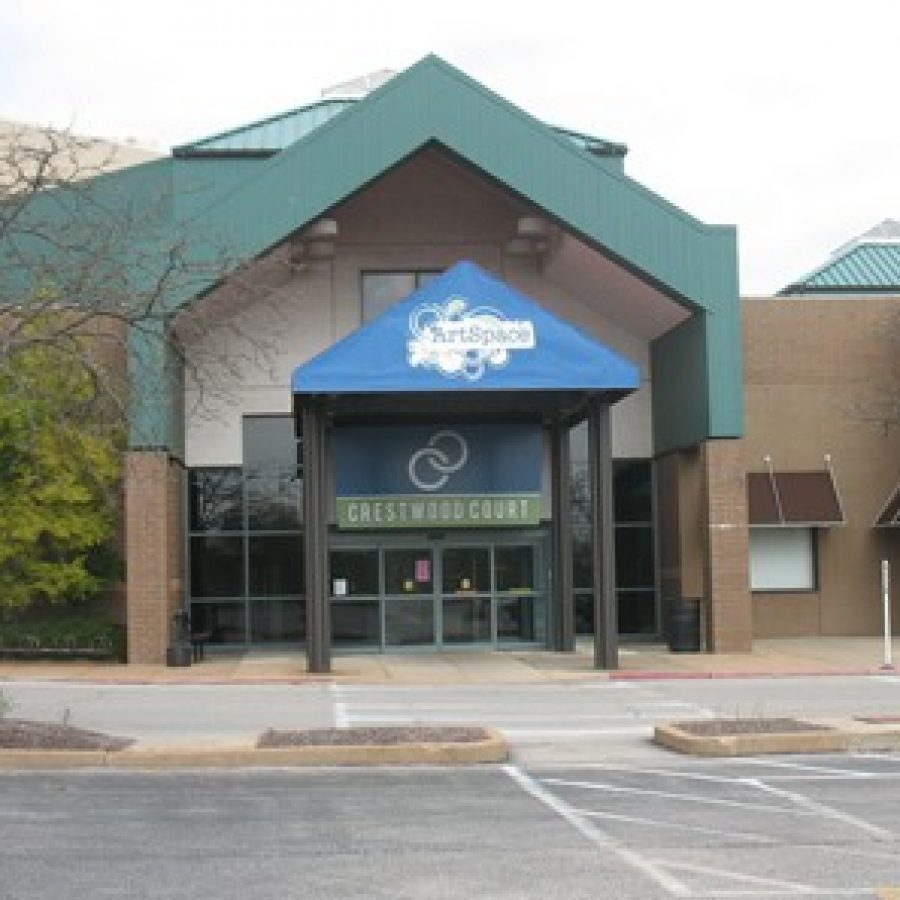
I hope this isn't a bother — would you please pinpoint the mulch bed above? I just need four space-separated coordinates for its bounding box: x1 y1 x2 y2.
0 719 134 751
258 726 490 748
674 718 833 737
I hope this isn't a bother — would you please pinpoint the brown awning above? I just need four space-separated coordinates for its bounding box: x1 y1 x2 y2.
874 483 900 528
747 470 845 526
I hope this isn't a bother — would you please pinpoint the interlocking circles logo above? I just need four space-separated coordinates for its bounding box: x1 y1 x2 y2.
408 430 469 492
407 296 536 382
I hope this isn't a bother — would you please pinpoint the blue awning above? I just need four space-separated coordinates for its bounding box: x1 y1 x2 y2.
292 261 639 395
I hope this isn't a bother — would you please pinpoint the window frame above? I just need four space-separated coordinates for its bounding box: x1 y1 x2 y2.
748 526 819 593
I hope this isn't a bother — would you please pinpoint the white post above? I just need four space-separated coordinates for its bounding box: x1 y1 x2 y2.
883 560 893 670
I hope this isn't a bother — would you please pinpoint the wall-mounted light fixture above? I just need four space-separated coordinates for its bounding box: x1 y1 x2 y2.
291 218 339 262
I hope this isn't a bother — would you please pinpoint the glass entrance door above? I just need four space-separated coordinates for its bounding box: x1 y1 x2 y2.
440 547 492 644
328 534 547 650
384 548 434 646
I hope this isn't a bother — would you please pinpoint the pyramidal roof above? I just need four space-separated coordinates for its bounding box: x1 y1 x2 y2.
781 219 900 294
292 261 640 396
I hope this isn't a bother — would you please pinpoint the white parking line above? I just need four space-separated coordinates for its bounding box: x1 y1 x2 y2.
744 778 895 841
541 777 820 817
504 765 692 897
532 762 749 785
739 758 875 777
572 806 776 844
652 858 873 896
502 727 653 738
329 684 349 728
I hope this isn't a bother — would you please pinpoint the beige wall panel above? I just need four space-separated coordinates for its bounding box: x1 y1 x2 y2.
743 296 900 637
182 149 658 468
753 593 821 637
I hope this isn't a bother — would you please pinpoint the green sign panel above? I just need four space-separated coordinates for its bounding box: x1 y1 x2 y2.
337 494 541 529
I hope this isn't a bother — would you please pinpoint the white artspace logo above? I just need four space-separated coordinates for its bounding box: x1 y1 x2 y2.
407 430 468 492
407 296 536 381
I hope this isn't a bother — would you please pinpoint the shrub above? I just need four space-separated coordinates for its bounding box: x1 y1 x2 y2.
0 613 126 661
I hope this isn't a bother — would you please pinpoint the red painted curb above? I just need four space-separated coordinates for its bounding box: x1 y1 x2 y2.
610 667 892 681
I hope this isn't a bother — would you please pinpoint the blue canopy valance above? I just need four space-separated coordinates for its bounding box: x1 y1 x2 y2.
292 261 639 396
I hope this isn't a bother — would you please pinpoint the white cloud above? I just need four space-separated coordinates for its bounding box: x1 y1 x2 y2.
2 0 898 292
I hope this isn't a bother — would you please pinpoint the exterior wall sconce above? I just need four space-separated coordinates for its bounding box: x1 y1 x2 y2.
291 219 339 261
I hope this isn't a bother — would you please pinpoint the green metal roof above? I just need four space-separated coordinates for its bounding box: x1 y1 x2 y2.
549 125 627 158
781 220 900 294
0 54 739 454
174 98 627 160
173 99 357 156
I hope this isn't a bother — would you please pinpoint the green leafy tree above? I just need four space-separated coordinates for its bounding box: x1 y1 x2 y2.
0 341 121 611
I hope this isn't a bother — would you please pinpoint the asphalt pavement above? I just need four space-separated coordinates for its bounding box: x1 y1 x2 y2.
2 673 898 763
2 755 899 899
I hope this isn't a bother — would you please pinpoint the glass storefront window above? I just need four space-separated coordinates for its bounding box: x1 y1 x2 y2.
187 415 304 645
189 536 244 598
571 459 658 636
333 598 380 646
384 549 432 595
441 547 491 594
494 546 534 592
617 590 657 635
330 550 379 596
251 599 305 642
249 535 303 596
615 461 653 523
189 469 243 532
190 601 247 644
246 467 302 530
442 595 491 644
385 596 434 645
615 527 655 590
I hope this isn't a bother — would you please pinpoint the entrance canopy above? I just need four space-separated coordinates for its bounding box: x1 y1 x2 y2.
292 261 639 421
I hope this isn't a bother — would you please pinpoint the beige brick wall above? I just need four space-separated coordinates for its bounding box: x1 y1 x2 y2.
655 441 752 652
125 451 184 663
700 439 752 652
743 296 900 637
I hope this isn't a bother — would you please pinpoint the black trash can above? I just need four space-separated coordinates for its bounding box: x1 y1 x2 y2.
166 610 193 667
668 597 703 652
166 643 192 667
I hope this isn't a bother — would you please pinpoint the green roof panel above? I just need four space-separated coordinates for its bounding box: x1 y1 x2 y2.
174 99 357 156
782 220 900 294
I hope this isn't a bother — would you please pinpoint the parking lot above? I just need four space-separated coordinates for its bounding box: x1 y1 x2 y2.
517 753 900 897
2 754 899 899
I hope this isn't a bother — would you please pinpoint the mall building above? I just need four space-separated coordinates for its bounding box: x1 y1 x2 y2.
62 57 895 667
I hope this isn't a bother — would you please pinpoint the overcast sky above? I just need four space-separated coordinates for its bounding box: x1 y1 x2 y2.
2 0 898 294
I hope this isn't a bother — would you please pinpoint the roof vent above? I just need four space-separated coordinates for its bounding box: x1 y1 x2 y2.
321 69 397 100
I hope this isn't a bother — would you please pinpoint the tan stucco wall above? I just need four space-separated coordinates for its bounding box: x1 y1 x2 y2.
180 149 655 468
743 295 900 637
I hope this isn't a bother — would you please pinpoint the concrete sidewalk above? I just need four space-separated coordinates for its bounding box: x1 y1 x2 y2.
0 636 897 685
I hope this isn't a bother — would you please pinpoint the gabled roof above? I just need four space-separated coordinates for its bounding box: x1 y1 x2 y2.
166 55 735 312
781 219 900 294
293 260 640 397
173 100 626 160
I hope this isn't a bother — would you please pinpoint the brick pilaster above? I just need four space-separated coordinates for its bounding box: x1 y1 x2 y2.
125 450 184 663
700 439 752 652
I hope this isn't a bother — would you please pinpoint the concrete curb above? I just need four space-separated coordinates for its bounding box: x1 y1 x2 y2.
654 718 900 757
612 667 897 681
0 730 509 770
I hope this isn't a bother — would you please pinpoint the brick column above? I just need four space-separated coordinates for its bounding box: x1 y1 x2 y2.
700 439 752 652
125 450 185 664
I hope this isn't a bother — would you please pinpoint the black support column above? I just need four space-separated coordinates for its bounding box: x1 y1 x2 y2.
550 420 575 652
588 399 617 669
302 402 331 673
